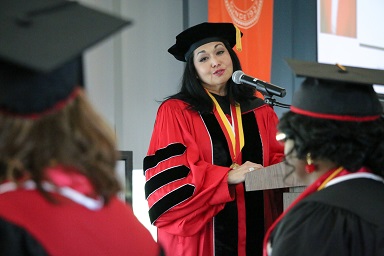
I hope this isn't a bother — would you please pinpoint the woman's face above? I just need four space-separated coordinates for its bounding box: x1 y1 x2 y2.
193 41 233 95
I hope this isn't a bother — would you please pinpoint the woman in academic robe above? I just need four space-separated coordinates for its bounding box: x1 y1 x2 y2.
144 22 285 256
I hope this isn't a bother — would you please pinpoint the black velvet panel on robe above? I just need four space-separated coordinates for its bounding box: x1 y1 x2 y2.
201 95 265 256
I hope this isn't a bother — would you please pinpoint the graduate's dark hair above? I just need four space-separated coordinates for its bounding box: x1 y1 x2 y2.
167 41 256 113
278 111 384 176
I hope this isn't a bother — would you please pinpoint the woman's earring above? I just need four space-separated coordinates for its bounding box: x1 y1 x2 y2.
305 153 316 173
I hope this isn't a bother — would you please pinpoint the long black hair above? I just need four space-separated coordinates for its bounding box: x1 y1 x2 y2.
278 111 384 176
167 41 256 113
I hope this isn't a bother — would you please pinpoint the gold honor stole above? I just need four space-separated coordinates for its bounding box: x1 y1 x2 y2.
206 90 244 167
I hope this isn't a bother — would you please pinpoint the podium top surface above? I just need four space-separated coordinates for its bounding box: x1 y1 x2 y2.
245 162 306 191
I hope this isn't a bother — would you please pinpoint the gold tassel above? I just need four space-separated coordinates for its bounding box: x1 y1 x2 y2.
234 25 242 52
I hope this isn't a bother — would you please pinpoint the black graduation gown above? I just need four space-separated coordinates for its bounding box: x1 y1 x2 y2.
269 178 384 256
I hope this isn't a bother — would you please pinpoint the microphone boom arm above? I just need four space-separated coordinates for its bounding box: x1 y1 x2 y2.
264 96 291 109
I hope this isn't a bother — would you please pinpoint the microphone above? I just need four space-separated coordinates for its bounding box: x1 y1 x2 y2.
232 70 286 98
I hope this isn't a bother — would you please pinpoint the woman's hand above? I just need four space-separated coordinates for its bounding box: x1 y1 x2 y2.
227 161 263 184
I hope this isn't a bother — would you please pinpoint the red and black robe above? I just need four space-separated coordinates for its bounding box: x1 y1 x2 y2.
144 96 284 256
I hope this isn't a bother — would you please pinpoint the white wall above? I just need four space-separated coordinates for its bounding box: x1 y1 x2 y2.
119 1 184 169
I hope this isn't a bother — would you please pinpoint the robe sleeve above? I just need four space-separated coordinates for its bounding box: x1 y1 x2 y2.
255 105 284 167
143 100 235 236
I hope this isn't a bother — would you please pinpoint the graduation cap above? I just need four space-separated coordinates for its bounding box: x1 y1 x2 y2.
286 59 384 121
168 22 243 62
0 0 132 117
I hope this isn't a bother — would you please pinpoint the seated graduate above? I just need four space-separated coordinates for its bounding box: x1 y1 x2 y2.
0 1 162 255
263 59 384 256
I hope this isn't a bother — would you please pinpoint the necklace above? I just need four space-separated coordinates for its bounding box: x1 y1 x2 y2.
317 166 344 191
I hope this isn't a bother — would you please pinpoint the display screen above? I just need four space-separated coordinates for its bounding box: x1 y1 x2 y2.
317 0 384 95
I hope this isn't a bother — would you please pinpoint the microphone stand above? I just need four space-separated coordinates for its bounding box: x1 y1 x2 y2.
263 96 290 109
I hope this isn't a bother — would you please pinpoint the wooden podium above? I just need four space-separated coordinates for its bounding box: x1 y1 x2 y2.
245 162 306 209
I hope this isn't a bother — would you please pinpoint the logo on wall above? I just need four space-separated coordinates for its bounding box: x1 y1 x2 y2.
224 0 263 29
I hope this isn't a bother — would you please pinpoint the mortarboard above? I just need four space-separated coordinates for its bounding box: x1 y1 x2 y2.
168 22 243 62
286 59 384 121
0 0 132 117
